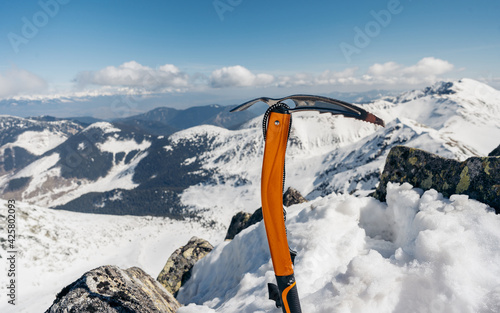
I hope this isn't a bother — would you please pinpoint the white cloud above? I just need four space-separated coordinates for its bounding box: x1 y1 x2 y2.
404 57 454 76
75 61 189 89
367 62 400 77
276 57 455 88
2 58 458 102
0 67 47 99
365 57 455 85
210 65 274 88
72 58 455 94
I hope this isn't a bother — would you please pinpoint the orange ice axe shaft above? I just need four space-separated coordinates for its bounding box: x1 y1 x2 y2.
261 107 301 313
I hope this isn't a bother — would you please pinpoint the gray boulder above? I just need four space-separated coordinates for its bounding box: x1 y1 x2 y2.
374 145 500 213
157 236 213 296
45 265 181 313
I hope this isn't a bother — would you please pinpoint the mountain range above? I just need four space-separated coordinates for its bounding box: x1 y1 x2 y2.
1 78 499 313
1 78 498 224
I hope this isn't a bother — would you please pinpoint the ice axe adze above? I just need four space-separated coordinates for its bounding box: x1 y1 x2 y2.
231 95 384 313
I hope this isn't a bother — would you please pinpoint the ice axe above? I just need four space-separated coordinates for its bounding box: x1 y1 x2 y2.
231 95 384 313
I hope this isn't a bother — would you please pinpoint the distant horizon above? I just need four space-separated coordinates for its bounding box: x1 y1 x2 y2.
1 76 497 120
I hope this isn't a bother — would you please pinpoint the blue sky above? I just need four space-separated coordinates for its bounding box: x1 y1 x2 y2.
1 0 499 118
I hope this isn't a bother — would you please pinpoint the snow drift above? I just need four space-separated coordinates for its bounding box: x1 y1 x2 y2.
177 183 500 313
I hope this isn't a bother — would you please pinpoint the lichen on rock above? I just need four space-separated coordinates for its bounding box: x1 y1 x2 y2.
157 236 213 296
374 145 500 213
45 265 181 313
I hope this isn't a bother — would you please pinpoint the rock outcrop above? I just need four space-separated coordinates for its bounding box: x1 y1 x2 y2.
225 187 307 240
157 237 213 296
374 146 500 213
225 208 263 240
45 265 181 313
283 187 308 207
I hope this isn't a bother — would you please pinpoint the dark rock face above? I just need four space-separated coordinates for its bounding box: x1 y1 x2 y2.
374 146 500 213
489 144 500 157
157 237 213 296
225 211 252 240
225 187 307 240
225 208 263 240
283 187 308 207
45 265 181 313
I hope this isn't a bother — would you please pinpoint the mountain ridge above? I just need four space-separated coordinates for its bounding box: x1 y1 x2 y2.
0 79 499 221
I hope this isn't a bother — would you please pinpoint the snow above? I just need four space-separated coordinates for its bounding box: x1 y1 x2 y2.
6 129 68 156
96 137 151 154
178 79 499 225
177 183 500 313
365 79 500 156
85 121 121 134
0 153 61 197
77 141 86 151
0 130 152 207
46 147 149 207
0 200 219 313
0 146 149 208
3 184 499 312
179 113 464 227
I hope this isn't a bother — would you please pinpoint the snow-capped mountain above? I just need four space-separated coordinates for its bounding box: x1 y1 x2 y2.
365 78 500 157
0 122 153 208
0 116 84 176
116 104 257 135
1 79 499 222
179 78 500 226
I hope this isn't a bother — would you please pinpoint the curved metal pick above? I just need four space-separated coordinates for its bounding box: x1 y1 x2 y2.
230 94 385 127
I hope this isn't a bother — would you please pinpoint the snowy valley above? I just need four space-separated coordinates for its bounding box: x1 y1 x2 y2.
0 78 499 312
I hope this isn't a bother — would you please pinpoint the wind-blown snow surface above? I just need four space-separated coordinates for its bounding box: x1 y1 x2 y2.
0 200 218 313
177 183 500 313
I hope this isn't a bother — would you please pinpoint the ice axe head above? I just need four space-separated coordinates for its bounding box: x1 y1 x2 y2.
230 94 385 127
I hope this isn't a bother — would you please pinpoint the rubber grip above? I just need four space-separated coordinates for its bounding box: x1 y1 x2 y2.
283 283 301 313
276 274 302 313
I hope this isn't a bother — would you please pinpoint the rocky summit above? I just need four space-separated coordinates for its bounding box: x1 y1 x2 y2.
45 265 180 313
374 145 500 213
